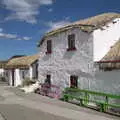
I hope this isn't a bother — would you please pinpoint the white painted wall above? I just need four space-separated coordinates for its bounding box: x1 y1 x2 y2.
19 69 29 81
6 68 29 86
38 28 94 89
93 18 120 61
6 63 38 87
32 62 38 79
29 66 33 79
14 69 21 86
0 69 4 76
91 70 120 95
91 18 120 95
7 70 13 86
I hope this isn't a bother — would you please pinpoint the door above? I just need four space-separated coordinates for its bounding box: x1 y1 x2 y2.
12 69 15 86
70 75 78 88
45 75 51 85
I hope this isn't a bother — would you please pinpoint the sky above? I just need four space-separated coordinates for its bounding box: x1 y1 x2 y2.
0 0 120 60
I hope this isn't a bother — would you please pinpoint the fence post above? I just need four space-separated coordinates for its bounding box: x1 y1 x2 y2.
100 103 104 112
79 98 84 106
104 96 109 112
84 92 89 105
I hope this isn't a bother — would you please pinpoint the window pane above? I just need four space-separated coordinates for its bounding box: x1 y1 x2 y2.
71 39 75 48
47 40 52 53
68 34 75 49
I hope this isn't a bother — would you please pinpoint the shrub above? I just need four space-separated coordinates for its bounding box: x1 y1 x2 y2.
22 77 36 86
0 75 6 82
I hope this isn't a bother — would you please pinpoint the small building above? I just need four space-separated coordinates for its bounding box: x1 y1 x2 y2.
0 61 7 76
5 54 39 86
37 12 120 94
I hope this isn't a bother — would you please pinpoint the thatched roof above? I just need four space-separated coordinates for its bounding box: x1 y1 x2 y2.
8 55 25 60
38 12 120 46
6 54 39 69
0 61 8 69
97 40 120 70
73 13 120 26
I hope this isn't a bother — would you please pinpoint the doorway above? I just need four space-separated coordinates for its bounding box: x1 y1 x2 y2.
12 69 15 86
70 75 78 88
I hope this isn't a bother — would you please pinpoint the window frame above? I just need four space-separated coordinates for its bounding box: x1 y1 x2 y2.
67 34 76 51
46 40 52 54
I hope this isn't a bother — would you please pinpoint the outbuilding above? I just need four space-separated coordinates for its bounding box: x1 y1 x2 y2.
5 54 39 86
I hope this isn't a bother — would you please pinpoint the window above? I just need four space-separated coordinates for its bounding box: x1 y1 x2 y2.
67 34 76 51
70 75 78 88
46 40 52 54
45 75 51 85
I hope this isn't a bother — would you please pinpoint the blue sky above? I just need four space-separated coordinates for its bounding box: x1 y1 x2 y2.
0 0 120 60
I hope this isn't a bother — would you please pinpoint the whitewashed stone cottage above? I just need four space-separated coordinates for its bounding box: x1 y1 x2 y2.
5 54 39 86
38 13 120 94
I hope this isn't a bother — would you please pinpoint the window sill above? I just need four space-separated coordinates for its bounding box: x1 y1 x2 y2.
46 51 52 54
67 47 77 51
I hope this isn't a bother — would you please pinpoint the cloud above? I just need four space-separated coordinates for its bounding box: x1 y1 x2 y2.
22 36 31 40
0 28 31 40
0 33 17 39
2 0 53 24
46 20 71 31
48 8 53 12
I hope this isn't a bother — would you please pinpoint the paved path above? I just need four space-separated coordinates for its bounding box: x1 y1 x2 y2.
0 114 4 120
0 86 119 120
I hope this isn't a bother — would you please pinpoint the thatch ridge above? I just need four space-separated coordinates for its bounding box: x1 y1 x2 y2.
6 54 39 69
73 12 120 26
38 12 120 46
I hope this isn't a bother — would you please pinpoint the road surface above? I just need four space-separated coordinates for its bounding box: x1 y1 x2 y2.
0 85 119 120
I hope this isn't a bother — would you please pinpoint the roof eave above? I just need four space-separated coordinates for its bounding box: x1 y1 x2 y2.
38 25 95 47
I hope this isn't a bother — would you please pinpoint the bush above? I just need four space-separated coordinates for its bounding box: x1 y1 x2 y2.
0 75 6 82
22 77 36 86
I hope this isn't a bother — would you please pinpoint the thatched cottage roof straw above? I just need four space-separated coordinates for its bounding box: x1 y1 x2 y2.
73 13 120 26
38 13 120 46
6 54 39 69
0 61 7 68
98 40 120 70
